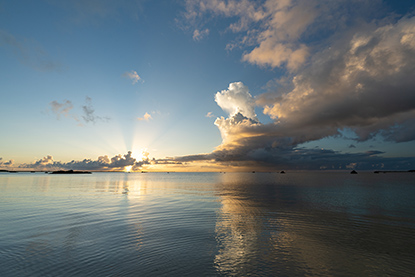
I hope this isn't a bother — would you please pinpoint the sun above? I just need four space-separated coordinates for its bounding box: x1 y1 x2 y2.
124 165 133 172
132 148 148 161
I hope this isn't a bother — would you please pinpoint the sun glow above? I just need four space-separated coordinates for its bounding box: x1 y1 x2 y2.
124 165 133 172
132 148 148 162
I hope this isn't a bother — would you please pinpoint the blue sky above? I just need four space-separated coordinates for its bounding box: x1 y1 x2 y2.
1 0 415 171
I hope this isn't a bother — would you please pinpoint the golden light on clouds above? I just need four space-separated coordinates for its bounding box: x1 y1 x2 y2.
137 112 152 121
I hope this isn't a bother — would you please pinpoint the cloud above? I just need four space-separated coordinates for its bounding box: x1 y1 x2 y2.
81 96 110 124
183 0 321 71
175 1 415 170
183 0 400 73
206 111 214 118
50 100 75 119
165 14 415 171
168 144 415 171
35 155 54 166
193 28 209 41
242 41 309 71
0 29 62 71
0 158 14 168
137 112 152 121
19 151 150 171
123 70 143 84
49 97 110 124
260 16 415 142
215 82 257 119
215 16 415 153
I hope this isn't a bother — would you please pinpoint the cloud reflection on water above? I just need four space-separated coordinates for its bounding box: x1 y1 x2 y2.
213 172 415 276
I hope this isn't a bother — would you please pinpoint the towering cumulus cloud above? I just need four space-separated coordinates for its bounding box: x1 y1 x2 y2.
214 82 260 146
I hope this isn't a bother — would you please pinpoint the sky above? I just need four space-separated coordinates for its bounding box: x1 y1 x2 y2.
1 0 415 172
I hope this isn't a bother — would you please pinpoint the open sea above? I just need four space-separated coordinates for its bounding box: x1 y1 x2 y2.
1 171 415 276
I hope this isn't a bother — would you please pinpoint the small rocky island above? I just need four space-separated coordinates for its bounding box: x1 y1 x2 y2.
50 170 91 174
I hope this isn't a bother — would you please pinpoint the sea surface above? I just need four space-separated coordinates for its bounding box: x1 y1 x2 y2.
1 171 415 276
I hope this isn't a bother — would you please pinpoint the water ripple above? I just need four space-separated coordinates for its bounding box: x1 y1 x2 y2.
1 172 415 276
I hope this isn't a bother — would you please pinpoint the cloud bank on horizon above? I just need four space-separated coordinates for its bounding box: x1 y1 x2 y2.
3 151 150 171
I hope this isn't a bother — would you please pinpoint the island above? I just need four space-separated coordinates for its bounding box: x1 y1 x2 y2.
50 170 92 174
374 170 415 173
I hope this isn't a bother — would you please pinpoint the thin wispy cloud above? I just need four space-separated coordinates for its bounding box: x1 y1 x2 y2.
49 97 110 125
123 70 143 84
82 96 110 124
206 112 214 118
0 29 62 71
193 28 209 41
50 100 74 119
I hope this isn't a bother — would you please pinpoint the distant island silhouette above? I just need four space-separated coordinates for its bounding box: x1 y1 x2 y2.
374 170 415 173
50 170 91 174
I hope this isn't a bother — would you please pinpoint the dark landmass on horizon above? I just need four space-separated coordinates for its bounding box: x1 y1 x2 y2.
50 170 91 174
374 170 415 173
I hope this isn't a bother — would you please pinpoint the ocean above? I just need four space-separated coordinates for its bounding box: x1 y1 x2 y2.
1 171 414 276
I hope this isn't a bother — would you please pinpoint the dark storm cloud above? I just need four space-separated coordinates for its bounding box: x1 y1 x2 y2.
170 146 415 171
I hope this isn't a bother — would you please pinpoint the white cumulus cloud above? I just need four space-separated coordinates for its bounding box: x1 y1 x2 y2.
215 82 257 119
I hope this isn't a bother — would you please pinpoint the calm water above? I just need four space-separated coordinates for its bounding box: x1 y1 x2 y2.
1 172 415 276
